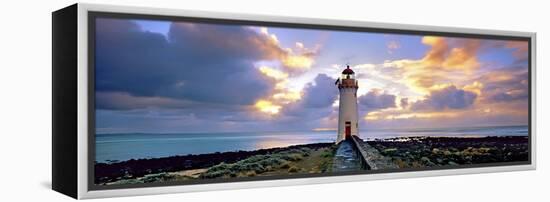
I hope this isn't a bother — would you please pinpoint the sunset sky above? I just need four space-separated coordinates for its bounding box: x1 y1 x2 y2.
94 17 529 134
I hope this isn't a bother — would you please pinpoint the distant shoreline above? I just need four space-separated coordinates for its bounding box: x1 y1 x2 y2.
96 124 529 135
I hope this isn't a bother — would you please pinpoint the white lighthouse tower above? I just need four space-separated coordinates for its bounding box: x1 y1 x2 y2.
335 65 359 143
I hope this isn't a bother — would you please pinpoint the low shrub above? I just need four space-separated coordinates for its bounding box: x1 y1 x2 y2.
199 146 319 179
246 171 257 177
288 166 299 173
280 162 291 169
257 156 287 167
281 153 303 161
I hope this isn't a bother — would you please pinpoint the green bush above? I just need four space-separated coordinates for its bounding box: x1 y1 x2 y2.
321 150 333 158
239 155 270 164
281 153 303 161
141 173 175 183
257 156 287 167
200 169 230 179
207 162 231 172
240 162 266 173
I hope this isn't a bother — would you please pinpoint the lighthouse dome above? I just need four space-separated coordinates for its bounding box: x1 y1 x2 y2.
342 66 354 74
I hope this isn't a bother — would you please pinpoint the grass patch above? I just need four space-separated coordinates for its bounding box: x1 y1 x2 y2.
199 145 339 179
200 148 312 179
108 172 177 185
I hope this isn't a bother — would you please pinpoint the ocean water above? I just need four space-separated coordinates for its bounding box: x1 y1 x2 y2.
95 125 528 162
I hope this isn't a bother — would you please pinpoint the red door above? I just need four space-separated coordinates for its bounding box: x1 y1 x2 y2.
345 122 351 139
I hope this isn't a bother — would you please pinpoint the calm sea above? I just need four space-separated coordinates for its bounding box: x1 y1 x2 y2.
95 125 528 162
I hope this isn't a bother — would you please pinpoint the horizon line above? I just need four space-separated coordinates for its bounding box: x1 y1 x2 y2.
96 124 528 135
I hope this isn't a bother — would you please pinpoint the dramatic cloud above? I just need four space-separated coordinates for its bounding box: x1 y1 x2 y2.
254 99 282 115
491 91 528 102
376 36 484 94
411 85 477 111
299 74 339 108
502 40 529 63
480 70 529 102
509 42 529 63
96 92 192 110
95 18 319 111
278 74 338 124
421 36 480 71
358 89 397 112
96 19 281 108
94 18 529 133
353 37 528 129
257 28 319 72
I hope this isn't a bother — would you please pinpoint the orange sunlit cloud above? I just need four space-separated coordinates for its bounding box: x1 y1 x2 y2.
255 100 282 115
273 91 301 103
250 30 527 127
364 36 484 96
282 55 315 69
348 35 528 128
250 28 324 115
256 27 319 70
505 41 529 61
259 66 289 80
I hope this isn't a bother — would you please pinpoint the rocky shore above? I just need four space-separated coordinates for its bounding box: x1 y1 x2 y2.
95 142 333 185
368 136 529 168
95 136 529 185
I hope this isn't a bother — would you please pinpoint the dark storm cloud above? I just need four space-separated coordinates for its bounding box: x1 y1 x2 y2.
491 91 528 102
95 18 278 109
282 74 338 120
412 85 477 111
96 92 192 110
479 70 529 103
299 74 339 108
358 89 397 112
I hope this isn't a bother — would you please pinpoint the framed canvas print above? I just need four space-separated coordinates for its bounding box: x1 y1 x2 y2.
52 3 536 199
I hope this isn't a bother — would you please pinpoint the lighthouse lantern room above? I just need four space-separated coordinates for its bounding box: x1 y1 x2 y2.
335 65 359 143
